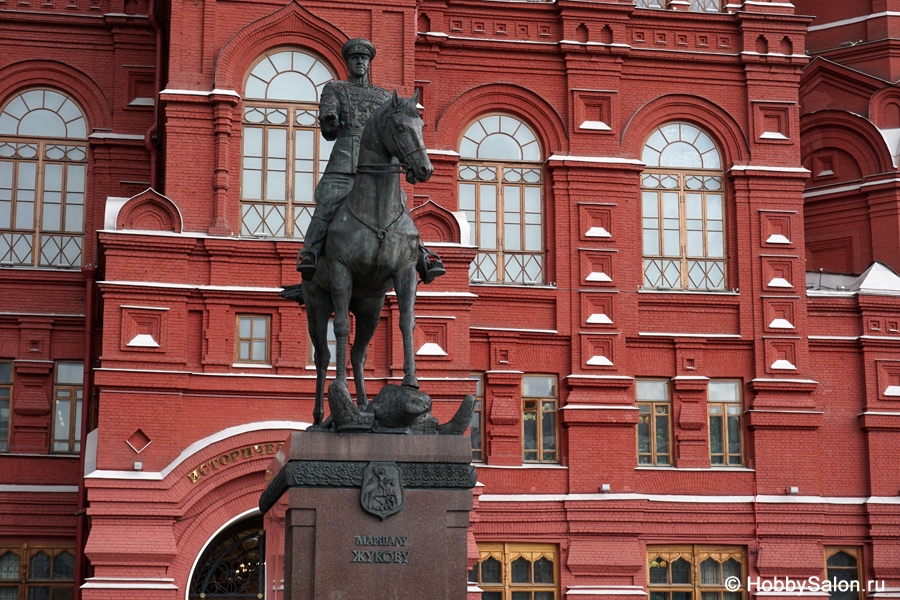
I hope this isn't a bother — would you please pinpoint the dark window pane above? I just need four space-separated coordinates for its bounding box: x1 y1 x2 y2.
650 592 669 600
483 592 503 600
701 593 720 600
542 410 556 453
0 363 10 383
511 557 531 583
30 553 51 579
512 593 532 600
0 552 18 580
638 412 651 454
727 416 741 456
481 557 502 584
701 558 720 584
523 412 537 452
469 564 479 583
722 558 741 580
28 587 50 600
535 592 554 600
534 558 553 583
51 587 73 600
827 552 856 568
655 413 669 456
52 553 73 580
709 415 723 455
671 558 691 584
649 558 668 584
674 593 692 600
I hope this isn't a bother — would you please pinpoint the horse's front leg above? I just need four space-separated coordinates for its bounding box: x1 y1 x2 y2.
330 264 353 388
303 283 331 427
393 264 419 389
349 296 386 409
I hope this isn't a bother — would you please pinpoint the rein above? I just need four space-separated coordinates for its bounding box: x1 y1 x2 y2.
345 100 423 277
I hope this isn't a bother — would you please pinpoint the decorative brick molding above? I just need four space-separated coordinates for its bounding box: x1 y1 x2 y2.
213 0 348 91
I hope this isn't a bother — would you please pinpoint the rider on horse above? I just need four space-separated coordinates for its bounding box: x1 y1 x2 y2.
297 38 445 284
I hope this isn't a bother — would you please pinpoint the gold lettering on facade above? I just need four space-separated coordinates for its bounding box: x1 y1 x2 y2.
187 442 284 484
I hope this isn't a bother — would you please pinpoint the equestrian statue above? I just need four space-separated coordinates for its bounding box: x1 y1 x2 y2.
281 39 473 434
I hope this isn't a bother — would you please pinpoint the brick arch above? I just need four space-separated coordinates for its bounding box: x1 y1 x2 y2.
434 83 568 157
621 94 750 167
160 425 304 593
116 189 183 233
800 110 893 176
870 86 900 130
214 0 348 92
0 60 112 131
410 200 463 244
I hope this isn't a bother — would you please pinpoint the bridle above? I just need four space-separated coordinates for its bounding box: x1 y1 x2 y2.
355 103 426 177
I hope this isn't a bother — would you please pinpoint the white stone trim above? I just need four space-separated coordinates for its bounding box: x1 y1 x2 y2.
85 420 308 480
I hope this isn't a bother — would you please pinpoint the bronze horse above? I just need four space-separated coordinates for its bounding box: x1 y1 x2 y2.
299 90 433 428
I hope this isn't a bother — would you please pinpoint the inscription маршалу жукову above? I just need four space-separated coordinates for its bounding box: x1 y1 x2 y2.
351 535 410 564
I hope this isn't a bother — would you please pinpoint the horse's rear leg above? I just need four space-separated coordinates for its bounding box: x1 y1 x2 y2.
349 296 386 408
392 265 419 389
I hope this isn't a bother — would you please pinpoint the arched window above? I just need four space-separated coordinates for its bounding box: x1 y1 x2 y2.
241 49 335 238
0 89 88 268
641 122 726 290
458 114 544 284
189 515 264 599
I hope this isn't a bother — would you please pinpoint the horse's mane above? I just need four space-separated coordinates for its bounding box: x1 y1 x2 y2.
372 93 420 132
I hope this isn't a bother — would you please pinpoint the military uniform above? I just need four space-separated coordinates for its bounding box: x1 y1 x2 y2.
302 79 392 248
298 38 444 283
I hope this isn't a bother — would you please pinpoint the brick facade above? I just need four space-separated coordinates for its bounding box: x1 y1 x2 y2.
2 0 900 599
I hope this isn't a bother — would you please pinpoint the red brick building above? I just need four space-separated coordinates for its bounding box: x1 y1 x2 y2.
2 0 900 598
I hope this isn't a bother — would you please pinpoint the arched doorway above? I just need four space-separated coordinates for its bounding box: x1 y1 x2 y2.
188 515 265 599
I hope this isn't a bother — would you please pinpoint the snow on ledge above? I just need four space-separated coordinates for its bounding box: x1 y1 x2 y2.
587 355 613 367
127 334 159 348
768 318 794 329
770 359 797 370
416 342 447 357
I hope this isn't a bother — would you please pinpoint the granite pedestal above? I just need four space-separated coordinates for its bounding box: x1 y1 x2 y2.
260 431 475 600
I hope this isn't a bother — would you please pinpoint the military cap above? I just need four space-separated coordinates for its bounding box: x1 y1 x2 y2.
342 38 376 61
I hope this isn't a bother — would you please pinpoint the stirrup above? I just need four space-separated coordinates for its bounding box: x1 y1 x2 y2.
420 256 445 285
298 252 318 276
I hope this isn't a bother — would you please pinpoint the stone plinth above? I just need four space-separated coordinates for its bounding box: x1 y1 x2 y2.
260 431 475 600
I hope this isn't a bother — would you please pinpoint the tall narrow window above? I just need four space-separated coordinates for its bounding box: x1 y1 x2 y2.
648 546 745 600
458 115 544 284
636 379 671 465
0 361 10 452
469 543 558 600
825 548 862 600
641 123 725 290
236 315 270 364
0 89 88 267
708 380 742 466
52 361 82 453
241 49 335 238
470 373 485 462
522 375 557 463
634 0 665 8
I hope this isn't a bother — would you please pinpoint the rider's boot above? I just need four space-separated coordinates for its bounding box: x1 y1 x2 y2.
298 250 318 278
416 247 446 285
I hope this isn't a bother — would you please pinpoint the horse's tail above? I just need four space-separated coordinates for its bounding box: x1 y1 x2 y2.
280 283 305 306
